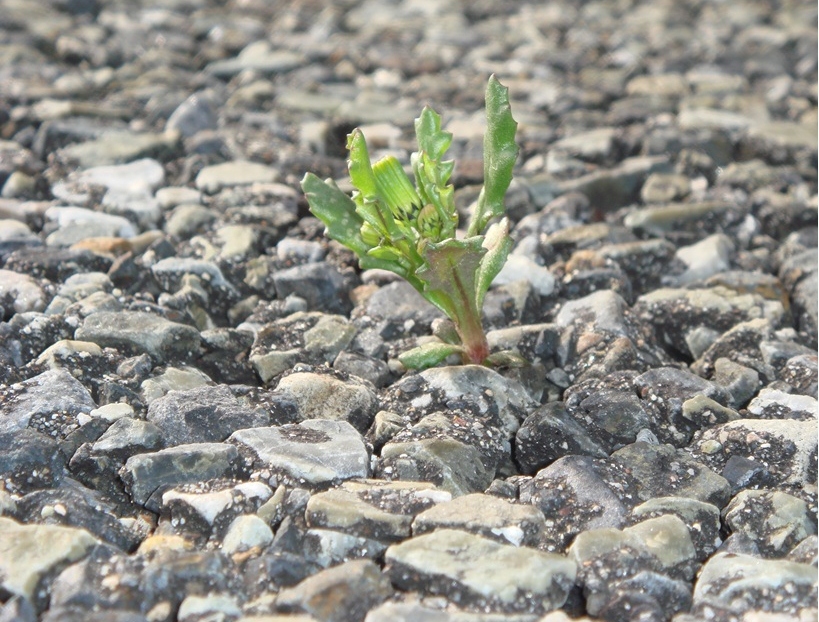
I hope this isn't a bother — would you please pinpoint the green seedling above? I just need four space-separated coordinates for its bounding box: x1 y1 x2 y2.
301 75 519 370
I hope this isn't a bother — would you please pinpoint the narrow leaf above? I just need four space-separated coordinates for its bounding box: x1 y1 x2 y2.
398 341 464 370
414 107 452 161
301 173 369 256
484 350 528 368
475 218 513 309
347 130 378 198
469 75 519 236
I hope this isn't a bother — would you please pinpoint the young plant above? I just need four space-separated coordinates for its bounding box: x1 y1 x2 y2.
301 75 518 370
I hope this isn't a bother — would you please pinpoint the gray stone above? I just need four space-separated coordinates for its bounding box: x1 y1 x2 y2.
746 387 817 420
302 528 388 568
0 268 48 314
221 514 273 554
519 455 640 552
712 358 761 409
379 435 493 498
0 368 96 434
632 496 723 561
0 517 98 604
276 370 377 433
147 385 268 446
385 529 576 614
0 429 66 494
178 594 241 622
195 160 279 194
0 219 41 262
635 286 787 361
780 354 818 397
91 417 163 456
229 419 369 486
161 480 273 542
205 41 305 78
166 92 218 138
639 172 691 203
681 394 740 428
276 559 393 622
691 553 817 618
75 310 201 362
549 127 617 161
305 480 451 542
672 233 735 285
515 402 608 474
412 493 548 548
723 490 817 558
556 155 669 212
493 254 556 297
140 366 212 403
163 203 217 238
272 261 347 313
568 387 651 450
57 130 179 168
418 364 537 437
74 158 165 195
120 443 238 511
691 317 776 379
568 516 696 615
11 486 141 552
377 409 507 497
689 418 817 494
677 107 752 132
633 366 733 445
151 257 237 298
333 351 391 388
624 201 732 235
155 186 202 209
612 442 731 507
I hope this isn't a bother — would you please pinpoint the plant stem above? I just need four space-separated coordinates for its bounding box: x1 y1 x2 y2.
456 305 489 364
447 269 489 365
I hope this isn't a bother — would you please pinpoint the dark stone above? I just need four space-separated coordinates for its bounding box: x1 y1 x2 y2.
146 384 268 446
0 429 66 494
515 402 608 474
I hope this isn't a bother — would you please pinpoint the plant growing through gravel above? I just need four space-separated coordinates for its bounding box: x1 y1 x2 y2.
301 75 519 370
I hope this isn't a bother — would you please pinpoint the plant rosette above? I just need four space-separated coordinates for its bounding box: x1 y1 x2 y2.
301 75 522 370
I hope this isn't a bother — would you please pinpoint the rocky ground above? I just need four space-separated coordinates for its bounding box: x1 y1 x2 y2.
0 0 817 621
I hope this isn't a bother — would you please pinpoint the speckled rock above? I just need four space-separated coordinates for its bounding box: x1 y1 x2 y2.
518 455 640 553
385 529 576 614
0 517 99 607
276 559 393 622
229 419 370 487
305 480 451 543
146 385 268 446
412 492 548 548
120 443 239 511
722 490 817 558
613 442 731 507
75 310 201 362
690 553 817 619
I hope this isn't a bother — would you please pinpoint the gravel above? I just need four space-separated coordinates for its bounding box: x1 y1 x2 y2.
0 0 816 620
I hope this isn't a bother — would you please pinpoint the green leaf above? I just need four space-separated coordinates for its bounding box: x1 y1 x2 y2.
469 74 519 236
359 253 411 279
399 341 464 370
484 350 528 368
414 107 452 161
372 155 421 220
475 217 512 309
347 130 378 198
301 172 369 256
367 244 408 266
418 237 484 304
